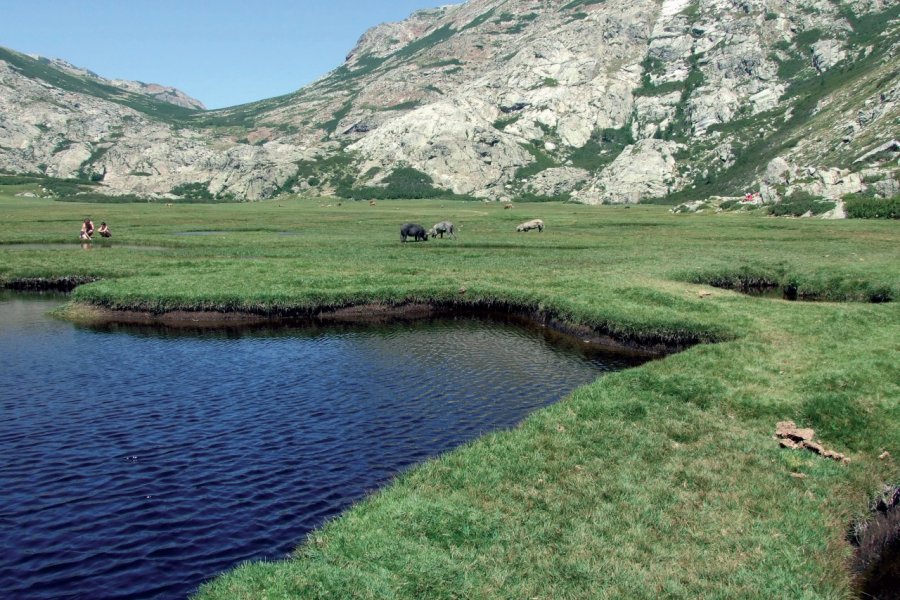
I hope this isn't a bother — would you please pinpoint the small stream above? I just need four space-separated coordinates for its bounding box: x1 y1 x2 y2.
0 291 646 599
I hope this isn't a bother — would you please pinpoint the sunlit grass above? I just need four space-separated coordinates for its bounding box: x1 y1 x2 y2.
2 191 898 598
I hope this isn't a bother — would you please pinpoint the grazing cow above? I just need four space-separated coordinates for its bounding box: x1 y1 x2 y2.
400 223 428 242
428 221 457 239
516 219 544 232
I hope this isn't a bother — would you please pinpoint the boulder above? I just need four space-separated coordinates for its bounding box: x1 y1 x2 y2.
811 40 847 72
765 157 793 186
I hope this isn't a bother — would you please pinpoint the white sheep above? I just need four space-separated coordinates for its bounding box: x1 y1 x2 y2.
516 219 544 232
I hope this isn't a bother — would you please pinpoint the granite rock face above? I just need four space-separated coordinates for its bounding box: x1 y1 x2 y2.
0 0 898 204
576 139 682 204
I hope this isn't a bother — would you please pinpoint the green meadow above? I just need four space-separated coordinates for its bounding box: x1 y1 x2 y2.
1 189 898 598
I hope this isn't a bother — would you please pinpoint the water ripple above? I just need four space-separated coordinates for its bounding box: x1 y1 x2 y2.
0 293 644 599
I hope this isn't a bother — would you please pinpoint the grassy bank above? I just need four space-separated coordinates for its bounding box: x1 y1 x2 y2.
2 190 898 598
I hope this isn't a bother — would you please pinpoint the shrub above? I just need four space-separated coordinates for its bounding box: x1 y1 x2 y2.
768 192 834 216
568 127 633 171
0 174 100 197
337 166 446 200
494 114 521 130
516 191 572 203
0 174 46 186
53 193 145 203
383 100 421 111
171 182 213 200
844 194 900 219
514 142 558 181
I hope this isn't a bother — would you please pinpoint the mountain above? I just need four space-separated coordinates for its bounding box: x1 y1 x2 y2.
0 0 897 206
33 55 206 111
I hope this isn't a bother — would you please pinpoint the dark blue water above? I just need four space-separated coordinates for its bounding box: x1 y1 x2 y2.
0 292 644 599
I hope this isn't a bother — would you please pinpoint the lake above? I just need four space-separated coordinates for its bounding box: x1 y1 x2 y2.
0 291 645 599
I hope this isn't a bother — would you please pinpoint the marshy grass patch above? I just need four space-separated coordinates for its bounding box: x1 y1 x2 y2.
1 191 898 598
685 266 895 303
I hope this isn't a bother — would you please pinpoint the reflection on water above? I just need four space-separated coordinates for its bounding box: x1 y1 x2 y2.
0 291 645 600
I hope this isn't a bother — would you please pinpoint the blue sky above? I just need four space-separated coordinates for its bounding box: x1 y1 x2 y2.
1 0 459 109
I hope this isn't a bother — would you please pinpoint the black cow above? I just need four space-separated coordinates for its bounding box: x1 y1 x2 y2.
400 223 428 242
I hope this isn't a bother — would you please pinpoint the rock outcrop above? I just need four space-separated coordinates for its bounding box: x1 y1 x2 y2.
577 139 682 204
775 420 850 463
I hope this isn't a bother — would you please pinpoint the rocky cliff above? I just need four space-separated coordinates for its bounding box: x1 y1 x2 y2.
0 0 897 205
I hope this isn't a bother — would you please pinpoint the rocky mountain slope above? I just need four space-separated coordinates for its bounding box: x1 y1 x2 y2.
36 55 206 110
0 0 897 205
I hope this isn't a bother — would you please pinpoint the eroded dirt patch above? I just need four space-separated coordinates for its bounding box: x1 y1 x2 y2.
851 485 900 600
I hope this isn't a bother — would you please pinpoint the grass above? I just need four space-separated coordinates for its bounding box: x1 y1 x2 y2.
1 192 898 599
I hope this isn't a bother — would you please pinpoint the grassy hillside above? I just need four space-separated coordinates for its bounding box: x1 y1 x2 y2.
1 191 898 598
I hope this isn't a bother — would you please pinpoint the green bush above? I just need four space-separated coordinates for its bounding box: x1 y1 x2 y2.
844 194 900 219
0 173 102 197
494 114 521 130
171 182 214 200
0 174 46 186
53 139 76 154
516 191 572 202
45 179 94 196
513 142 558 182
568 127 633 171
768 192 834 216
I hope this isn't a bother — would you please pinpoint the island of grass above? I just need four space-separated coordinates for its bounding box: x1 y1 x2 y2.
1 188 898 598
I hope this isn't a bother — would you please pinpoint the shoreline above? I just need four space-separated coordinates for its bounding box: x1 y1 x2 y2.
3 275 703 356
56 299 680 357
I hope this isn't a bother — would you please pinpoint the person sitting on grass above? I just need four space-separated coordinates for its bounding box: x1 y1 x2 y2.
80 218 94 240
98 222 111 238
